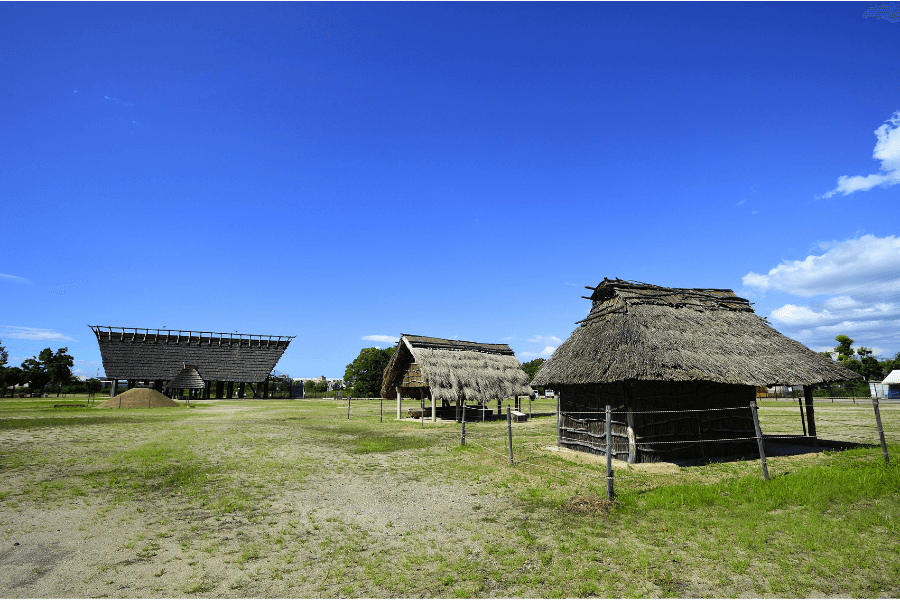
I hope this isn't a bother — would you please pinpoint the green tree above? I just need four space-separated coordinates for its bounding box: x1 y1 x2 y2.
834 335 854 359
18 347 75 396
521 358 545 382
86 377 102 401
314 376 328 394
832 335 863 375
0 338 7 397
344 347 394 398
855 347 884 381
2 366 23 398
20 357 50 396
41 347 75 396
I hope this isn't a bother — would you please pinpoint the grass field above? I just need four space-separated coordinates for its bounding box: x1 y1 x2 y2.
0 395 898 597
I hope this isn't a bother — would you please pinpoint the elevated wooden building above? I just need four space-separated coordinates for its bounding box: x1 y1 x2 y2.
381 334 533 421
532 279 860 463
89 326 294 399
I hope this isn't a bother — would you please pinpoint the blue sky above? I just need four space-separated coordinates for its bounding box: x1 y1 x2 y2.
2 2 899 379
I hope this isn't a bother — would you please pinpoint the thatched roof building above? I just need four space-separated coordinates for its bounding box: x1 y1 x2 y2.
89 326 293 399
381 334 533 420
534 278 860 463
167 365 205 390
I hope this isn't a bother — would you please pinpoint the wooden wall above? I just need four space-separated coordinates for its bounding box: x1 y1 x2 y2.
559 380 758 463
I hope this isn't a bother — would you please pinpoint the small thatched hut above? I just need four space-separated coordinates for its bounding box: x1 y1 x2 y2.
381 334 533 421
532 278 860 463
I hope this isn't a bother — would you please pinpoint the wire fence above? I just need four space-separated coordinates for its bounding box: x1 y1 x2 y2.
285 394 898 500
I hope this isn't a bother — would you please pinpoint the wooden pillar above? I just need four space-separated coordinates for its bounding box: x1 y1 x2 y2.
204 381 211 399
127 380 136 390
431 393 436 423
396 387 402 419
262 378 270 399
215 381 224 399
238 382 245 399
226 381 234 399
803 386 817 444
153 380 163 392
110 380 119 398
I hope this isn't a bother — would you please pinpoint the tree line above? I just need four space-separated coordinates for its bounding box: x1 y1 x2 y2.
0 340 101 398
824 335 900 382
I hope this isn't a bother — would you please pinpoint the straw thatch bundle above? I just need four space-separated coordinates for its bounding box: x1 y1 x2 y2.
533 278 858 388
166 365 205 390
381 335 533 404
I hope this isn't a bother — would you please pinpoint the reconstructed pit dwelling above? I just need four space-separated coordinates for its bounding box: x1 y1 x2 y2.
381 334 533 421
533 279 860 463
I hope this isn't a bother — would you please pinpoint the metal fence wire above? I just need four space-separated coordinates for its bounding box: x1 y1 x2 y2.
300 395 896 499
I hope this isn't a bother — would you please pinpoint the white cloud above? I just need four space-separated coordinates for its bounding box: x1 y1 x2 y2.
742 235 900 297
527 335 562 345
0 326 75 342
519 346 557 358
744 235 900 356
822 110 900 197
0 273 30 284
361 334 399 344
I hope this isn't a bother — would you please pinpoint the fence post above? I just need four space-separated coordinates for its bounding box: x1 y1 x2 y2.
347 396 350 420
507 406 514 465
798 397 807 437
421 396 424 428
556 393 561 448
750 400 770 481
606 404 614 500
380 397 383 423
461 403 466 446
803 386 818 446
873 397 890 464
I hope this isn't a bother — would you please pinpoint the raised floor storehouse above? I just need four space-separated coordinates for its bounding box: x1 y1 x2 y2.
90 326 294 399
381 334 533 421
532 279 859 463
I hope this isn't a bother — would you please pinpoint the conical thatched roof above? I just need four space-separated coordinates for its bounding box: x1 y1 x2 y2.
381 334 533 403
532 278 860 388
167 365 205 389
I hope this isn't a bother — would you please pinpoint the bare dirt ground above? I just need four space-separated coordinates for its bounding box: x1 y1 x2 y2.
1 398 898 598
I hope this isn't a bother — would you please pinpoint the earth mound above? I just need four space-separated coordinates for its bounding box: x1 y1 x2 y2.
97 388 180 408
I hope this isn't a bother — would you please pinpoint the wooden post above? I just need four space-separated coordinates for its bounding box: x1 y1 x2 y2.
750 400 770 481
461 403 466 446
216 381 224 399
803 386 817 446
556 393 561 448
380 397 383 423
238 382 245 399
227 381 234 399
507 407 514 465
110 380 119 398
396 387 401 420
528 394 532 418
873 397 890 463
431 393 436 423
798 397 807 437
606 404 614 500
347 396 350 420
421 395 424 428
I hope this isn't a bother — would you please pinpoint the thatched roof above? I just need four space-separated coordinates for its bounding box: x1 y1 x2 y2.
532 278 860 388
89 326 292 383
167 365 205 389
381 334 533 403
